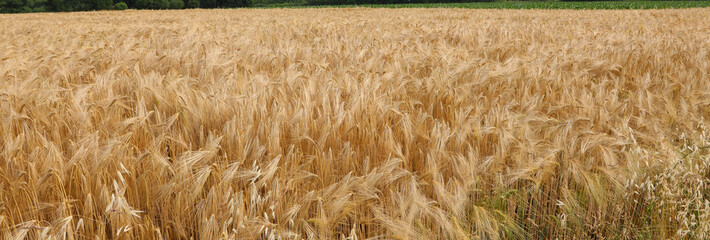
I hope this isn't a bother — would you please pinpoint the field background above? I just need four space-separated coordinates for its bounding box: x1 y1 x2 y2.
1 8 710 239
255 0 710 9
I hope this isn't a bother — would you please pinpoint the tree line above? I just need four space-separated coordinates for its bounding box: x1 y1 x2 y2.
5 0 665 13
0 0 250 12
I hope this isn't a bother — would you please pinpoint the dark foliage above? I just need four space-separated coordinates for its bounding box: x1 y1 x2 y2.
114 1 126 8
151 0 168 8
169 0 182 8
134 0 148 8
1 0 248 13
94 0 112 9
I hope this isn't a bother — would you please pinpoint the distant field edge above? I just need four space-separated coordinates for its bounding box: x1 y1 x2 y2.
254 1 710 10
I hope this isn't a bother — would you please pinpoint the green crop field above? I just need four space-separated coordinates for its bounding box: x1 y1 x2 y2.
256 1 710 9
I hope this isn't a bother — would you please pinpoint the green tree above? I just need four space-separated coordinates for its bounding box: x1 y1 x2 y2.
200 0 214 7
120 0 132 8
94 0 113 9
135 0 148 8
216 0 248 7
49 0 73 11
0 0 50 12
0 0 26 12
150 0 167 8
114 1 126 9
185 0 197 8
168 0 181 8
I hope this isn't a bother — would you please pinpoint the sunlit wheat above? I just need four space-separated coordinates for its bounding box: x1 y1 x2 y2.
0 8 709 239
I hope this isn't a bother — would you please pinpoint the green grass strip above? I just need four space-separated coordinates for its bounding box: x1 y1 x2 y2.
255 1 710 10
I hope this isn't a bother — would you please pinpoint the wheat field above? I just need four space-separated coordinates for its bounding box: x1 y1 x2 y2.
1 8 709 239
